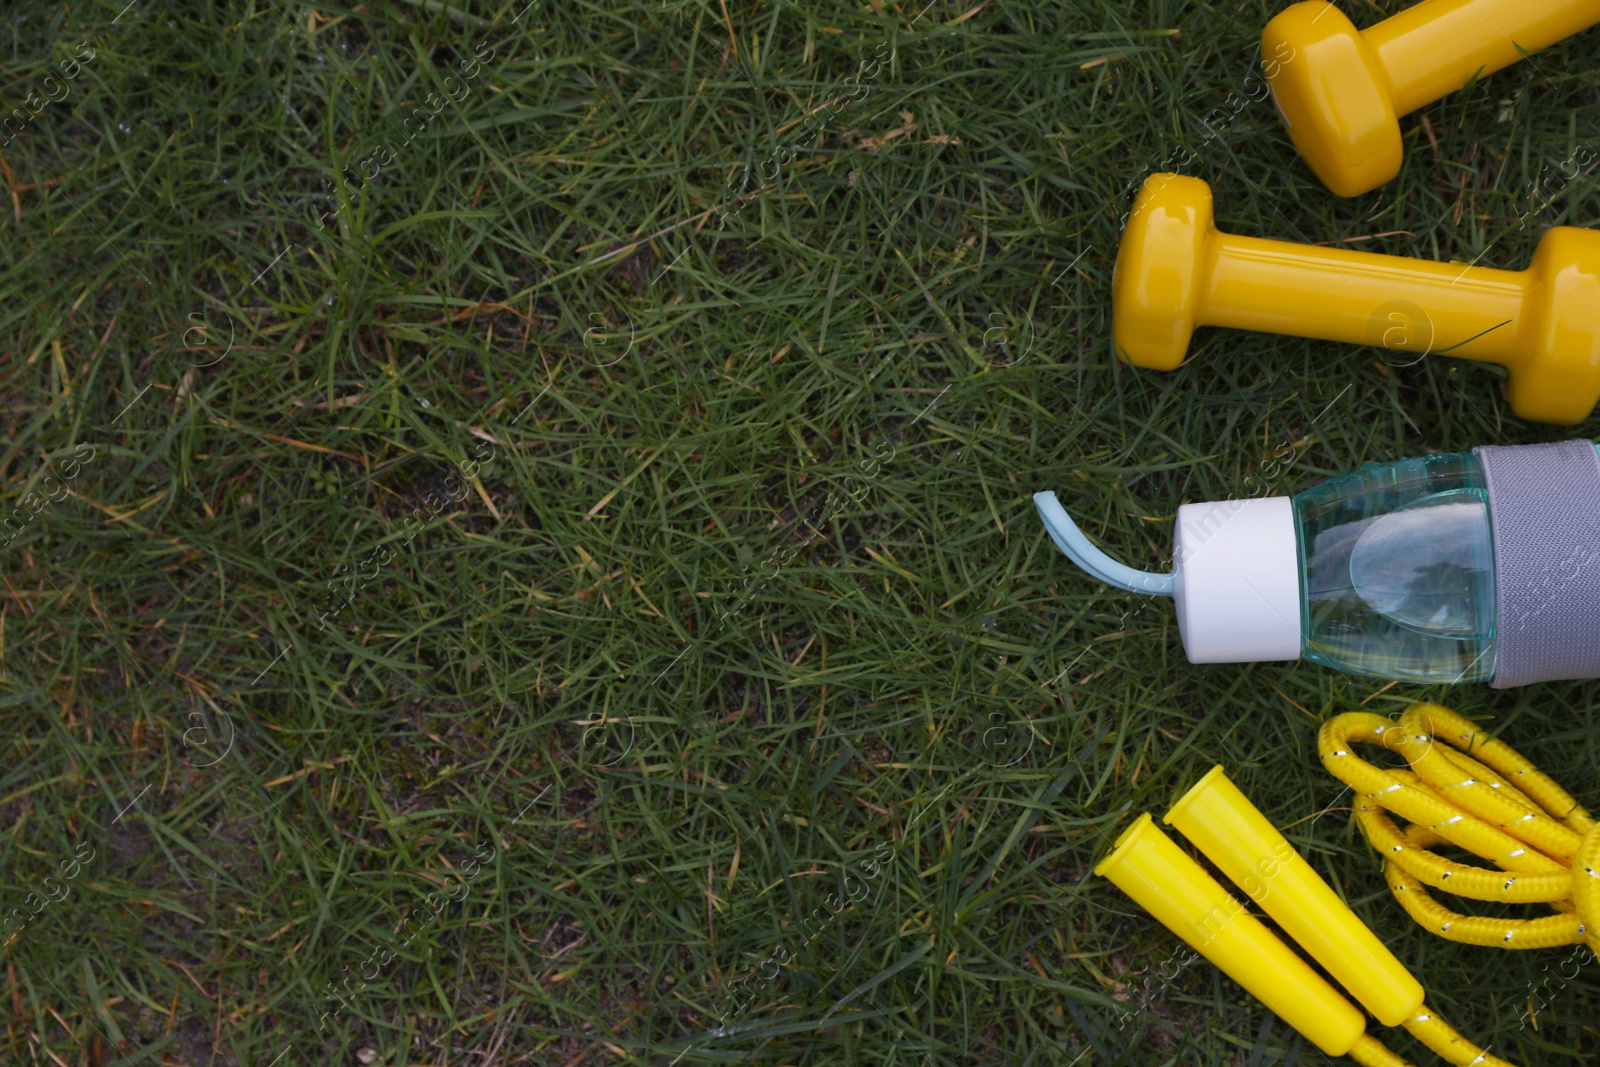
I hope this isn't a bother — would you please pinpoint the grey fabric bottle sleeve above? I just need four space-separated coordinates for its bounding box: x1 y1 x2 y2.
1474 440 1600 689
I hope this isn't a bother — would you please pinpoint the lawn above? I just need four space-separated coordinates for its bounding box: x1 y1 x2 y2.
0 0 1596 1064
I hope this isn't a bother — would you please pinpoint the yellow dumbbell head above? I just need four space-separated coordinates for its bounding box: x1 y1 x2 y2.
1263 1 1402 198
1110 174 1214 371
1515 227 1600 424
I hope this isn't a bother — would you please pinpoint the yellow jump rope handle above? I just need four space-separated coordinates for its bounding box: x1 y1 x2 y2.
1095 813 1368 1056
1097 807 1517 1066
1165 765 1424 1026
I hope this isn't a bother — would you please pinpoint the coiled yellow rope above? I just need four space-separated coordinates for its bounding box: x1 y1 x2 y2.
1313 701 1600 1067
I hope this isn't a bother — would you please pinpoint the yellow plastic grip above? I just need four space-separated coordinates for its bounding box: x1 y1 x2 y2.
1093 813 1367 1056
1164 766 1426 1028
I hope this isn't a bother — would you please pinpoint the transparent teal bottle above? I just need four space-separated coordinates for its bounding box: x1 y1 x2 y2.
1293 450 1494 682
1034 441 1600 687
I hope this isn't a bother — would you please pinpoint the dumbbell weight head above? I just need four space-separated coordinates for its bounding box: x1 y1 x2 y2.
1263 2 1402 199
1111 173 1214 370
1511 227 1600 425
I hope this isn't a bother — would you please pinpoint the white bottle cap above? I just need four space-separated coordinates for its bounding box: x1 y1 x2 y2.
1172 497 1302 663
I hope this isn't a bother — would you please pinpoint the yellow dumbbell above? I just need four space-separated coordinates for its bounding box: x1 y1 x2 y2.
1112 173 1600 424
1265 0 1600 196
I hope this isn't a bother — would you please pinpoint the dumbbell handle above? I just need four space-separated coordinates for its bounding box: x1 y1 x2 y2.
1203 232 1525 361
1370 0 1598 117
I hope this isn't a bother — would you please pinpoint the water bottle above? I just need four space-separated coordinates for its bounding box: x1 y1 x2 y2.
1034 440 1600 687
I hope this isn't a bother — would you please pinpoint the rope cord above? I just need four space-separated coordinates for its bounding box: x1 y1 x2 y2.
1307 701 1600 1067
1347 1009 1517 1067
1317 701 1600 956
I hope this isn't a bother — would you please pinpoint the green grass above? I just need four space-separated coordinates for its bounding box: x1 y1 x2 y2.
0 0 1596 1064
